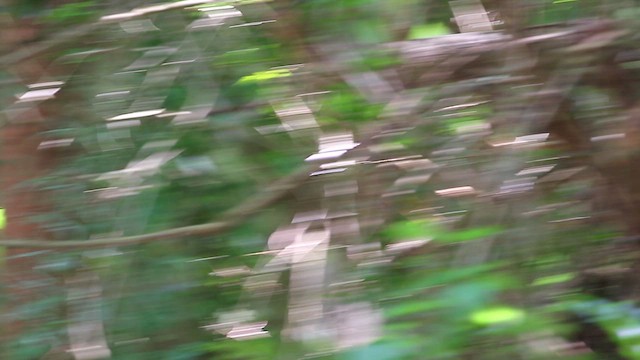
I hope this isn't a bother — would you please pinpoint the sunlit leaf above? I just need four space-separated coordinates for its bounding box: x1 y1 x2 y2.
470 306 525 325
0 208 6 230
237 69 292 84
408 23 451 39
532 272 576 286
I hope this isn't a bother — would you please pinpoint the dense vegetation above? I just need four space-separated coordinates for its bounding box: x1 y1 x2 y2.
3 0 640 359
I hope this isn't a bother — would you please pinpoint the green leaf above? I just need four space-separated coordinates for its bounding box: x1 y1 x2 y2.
352 19 389 44
440 276 518 312
163 85 188 111
46 1 95 24
387 263 508 298
384 220 439 241
532 272 576 286
470 306 525 325
385 299 445 318
237 69 292 84
356 53 402 71
568 298 640 359
437 226 504 244
407 23 451 39
0 208 5 230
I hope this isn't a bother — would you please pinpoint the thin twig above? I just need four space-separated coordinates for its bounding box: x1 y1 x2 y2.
0 163 317 248
0 80 443 249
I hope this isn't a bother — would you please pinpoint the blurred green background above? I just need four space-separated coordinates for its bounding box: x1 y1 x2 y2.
2 0 640 359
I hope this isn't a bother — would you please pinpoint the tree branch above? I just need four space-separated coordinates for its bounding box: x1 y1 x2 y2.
0 20 612 249
0 163 317 248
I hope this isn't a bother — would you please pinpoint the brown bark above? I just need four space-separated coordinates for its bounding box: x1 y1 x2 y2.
0 112 56 355
0 12 57 347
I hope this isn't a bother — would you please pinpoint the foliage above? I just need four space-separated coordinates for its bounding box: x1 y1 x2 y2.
2 0 640 359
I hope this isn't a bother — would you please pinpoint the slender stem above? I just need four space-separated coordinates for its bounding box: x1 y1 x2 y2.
0 163 317 248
